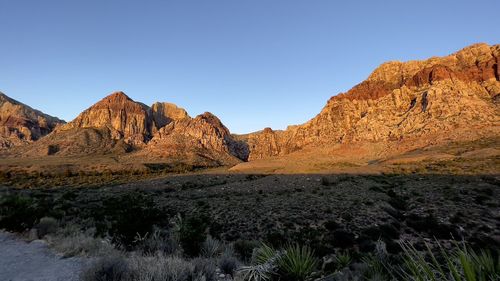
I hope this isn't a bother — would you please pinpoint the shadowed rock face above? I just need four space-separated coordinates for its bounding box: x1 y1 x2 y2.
150 102 190 132
243 43 500 160
143 112 248 165
0 93 65 149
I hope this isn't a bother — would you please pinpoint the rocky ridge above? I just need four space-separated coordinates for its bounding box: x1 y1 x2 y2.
0 93 65 149
241 43 500 160
16 91 246 165
1 43 498 170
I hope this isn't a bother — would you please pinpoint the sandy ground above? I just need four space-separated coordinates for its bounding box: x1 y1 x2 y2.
0 231 87 281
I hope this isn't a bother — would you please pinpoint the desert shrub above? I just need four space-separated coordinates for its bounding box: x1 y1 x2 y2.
265 231 287 248
98 192 164 249
219 253 240 276
81 254 130 281
178 214 209 257
0 194 39 232
395 241 500 281
234 239 260 262
361 254 390 281
128 254 193 281
201 235 222 258
277 244 318 281
126 255 215 281
136 228 178 256
47 225 117 257
191 258 217 281
35 216 58 237
320 177 330 186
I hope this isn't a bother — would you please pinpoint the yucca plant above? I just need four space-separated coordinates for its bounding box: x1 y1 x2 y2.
253 243 279 265
277 244 318 281
201 235 222 258
238 243 281 281
335 250 353 270
396 240 500 281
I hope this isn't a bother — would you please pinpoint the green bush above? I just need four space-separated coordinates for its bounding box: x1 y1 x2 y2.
0 194 39 232
178 214 209 257
234 239 260 262
97 192 164 249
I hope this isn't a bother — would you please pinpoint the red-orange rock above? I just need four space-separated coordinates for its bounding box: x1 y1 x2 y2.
0 93 65 149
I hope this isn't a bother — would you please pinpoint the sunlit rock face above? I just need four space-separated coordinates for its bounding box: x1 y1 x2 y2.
63 91 153 146
142 112 248 165
0 93 65 149
18 91 247 164
243 43 500 160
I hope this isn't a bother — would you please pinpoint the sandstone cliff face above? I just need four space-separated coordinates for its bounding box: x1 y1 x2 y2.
142 112 247 165
244 43 500 160
0 93 65 149
62 92 153 146
150 102 190 133
22 91 246 163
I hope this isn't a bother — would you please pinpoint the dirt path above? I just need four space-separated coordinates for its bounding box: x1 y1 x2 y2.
0 231 87 281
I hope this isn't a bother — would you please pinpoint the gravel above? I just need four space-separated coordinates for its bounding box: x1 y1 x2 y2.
0 231 88 281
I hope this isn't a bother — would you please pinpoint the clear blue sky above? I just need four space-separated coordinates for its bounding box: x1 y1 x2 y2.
1 0 498 133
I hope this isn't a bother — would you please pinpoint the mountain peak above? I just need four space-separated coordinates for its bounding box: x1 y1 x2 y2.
64 91 151 145
99 91 133 104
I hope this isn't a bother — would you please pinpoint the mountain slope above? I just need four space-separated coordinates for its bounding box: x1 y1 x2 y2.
62 91 153 146
240 43 500 161
0 93 65 149
139 112 248 166
18 91 246 166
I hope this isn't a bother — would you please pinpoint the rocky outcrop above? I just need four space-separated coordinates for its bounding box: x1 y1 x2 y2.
0 93 65 149
20 92 246 164
243 43 500 160
62 92 153 146
142 112 248 165
51 92 193 149
150 102 190 132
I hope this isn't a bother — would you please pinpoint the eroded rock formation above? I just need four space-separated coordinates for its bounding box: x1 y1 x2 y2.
0 93 65 149
20 91 246 164
143 112 248 165
242 43 500 160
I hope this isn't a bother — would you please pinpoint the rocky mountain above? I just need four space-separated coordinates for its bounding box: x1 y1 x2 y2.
2 43 498 172
0 93 65 149
241 43 500 160
18 91 245 165
150 102 190 132
140 112 247 165
62 92 153 146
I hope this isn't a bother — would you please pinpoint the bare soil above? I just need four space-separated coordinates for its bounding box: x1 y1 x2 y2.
0 231 88 281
